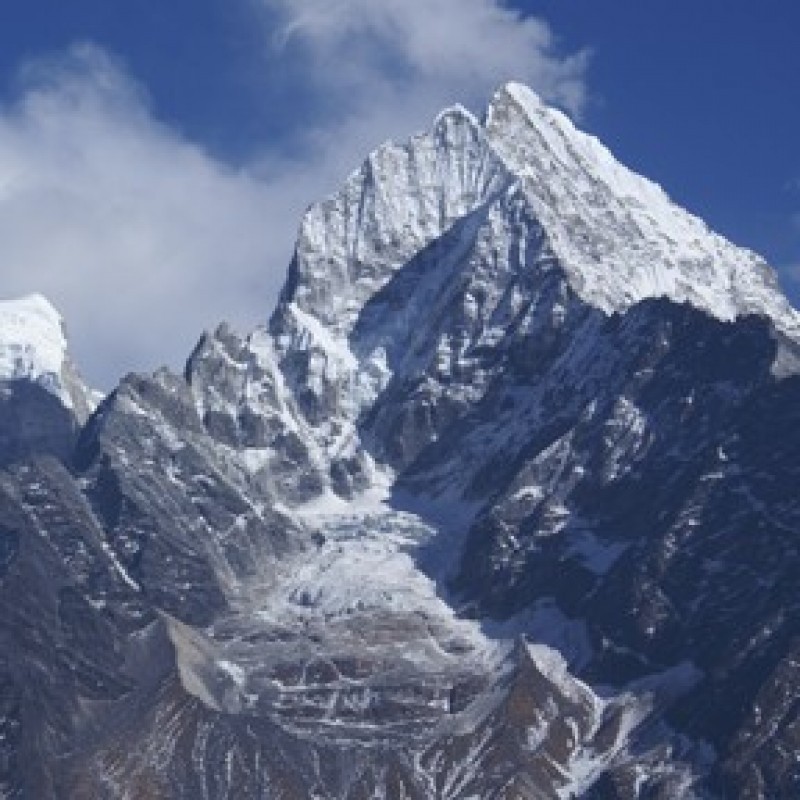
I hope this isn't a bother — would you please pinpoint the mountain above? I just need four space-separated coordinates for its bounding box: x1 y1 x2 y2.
0 294 93 467
1 82 799 799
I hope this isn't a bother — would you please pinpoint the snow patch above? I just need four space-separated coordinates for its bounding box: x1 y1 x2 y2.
0 294 73 406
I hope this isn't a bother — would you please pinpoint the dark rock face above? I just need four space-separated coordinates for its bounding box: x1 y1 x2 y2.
0 457 164 798
1 83 799 798
420 300 800 795
0 380 79 467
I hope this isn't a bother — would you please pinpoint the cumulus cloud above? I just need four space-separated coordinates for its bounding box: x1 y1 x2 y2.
0 44 309 385
0 2 587 387
269 0 587 113
262 0 588 176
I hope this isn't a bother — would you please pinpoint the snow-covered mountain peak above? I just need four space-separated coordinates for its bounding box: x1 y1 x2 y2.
278 100 508 340
485 81 800 335
0 294 70 400
278 79 798 369
262 80 800 473
431 101 481 136
0 293 92 414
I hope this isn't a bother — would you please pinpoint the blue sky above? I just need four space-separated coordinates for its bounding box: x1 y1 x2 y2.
0 0 798 385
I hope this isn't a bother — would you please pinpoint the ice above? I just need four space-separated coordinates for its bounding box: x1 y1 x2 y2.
0 293 72 406
251 497 509 675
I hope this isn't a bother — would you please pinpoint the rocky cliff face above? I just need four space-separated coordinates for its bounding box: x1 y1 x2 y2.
1 83 798 799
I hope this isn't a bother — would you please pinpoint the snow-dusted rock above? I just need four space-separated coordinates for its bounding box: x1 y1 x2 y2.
1 83 799 799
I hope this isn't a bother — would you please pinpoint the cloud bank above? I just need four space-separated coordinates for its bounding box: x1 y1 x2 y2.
0 2 587 387
0 45 295 384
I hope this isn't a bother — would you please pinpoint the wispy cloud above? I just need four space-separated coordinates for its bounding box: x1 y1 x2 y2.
0 1 588 387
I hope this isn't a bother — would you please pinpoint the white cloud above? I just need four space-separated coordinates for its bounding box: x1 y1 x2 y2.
268 0 587 115
261 0 588 177
0 2 587 387
0 44 310 386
